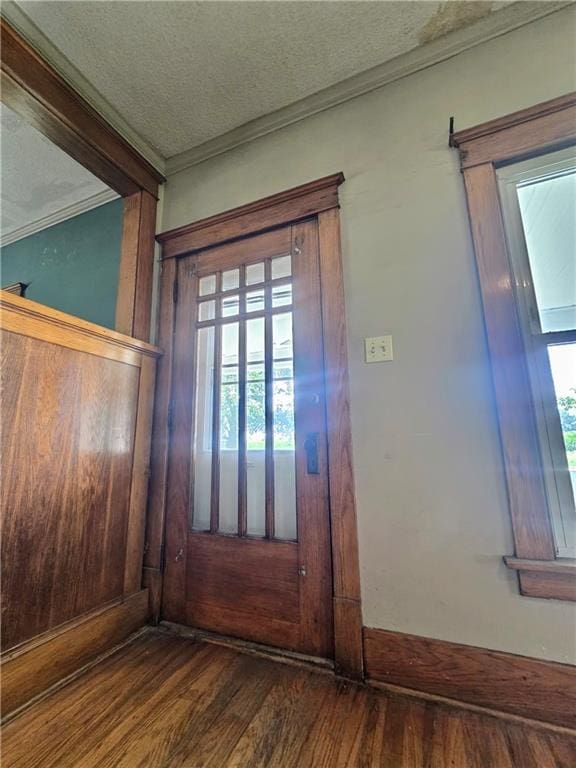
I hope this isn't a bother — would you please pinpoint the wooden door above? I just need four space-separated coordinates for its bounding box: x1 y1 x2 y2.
162 220 334 658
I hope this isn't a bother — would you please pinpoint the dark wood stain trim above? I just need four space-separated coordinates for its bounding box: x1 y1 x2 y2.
0 18 163 197
518 570 576 602
1 590 148 718
317 208 363 678
451 92 576 147
455 96 576 600
462 164 556 560
363 626 576 729
157 174 344 259
115 190 158 341
143 259 177 621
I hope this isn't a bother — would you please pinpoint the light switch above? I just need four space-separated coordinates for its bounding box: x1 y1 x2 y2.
365 335 393 363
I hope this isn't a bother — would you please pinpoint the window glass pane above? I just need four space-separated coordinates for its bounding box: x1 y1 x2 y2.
222 268 240 291
219 323 239 533
246 289 265 313
198 300 215 321
246 318 266 535
246 262 265 285
517 171 576 332
271 254 291 279
198 274 216 296
272 283 292 308
222 294 240 317
273 311 296 539
191 326 214 530
548 343 576 522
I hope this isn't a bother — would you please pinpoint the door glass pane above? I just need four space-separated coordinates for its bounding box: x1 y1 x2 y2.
272 283 292 308
219 322 239 533
191 326 214 530
198 300 215 321
246 262 265 285
199 274 216 296
246 289 265 313
273 312 296 539
222 294 240 317
246 318 266 535
517 171 576 332
222 268 240 291
271 254 291 279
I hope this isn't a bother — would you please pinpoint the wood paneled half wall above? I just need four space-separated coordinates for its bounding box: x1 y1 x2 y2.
0 291 161 716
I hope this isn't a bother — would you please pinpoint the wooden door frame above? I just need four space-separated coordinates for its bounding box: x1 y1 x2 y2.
148 173 363 678
0 18 165 341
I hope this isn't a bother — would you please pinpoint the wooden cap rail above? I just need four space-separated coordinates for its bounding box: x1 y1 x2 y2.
0 291 162 364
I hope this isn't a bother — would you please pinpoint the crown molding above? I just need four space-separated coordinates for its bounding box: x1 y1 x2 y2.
1 189 119 247
0 1 166 176
166 1 574 177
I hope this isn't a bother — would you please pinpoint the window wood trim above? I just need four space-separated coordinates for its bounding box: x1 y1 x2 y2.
452 93 576 601
1 18 165 341
151 175 364 677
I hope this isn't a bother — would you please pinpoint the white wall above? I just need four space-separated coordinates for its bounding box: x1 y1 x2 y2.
162 7 576 663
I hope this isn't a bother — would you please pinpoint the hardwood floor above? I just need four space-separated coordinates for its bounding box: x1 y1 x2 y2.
2 630 575 767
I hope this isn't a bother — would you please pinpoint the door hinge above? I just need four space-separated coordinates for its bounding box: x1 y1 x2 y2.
173 277 179 304
159 544 166 574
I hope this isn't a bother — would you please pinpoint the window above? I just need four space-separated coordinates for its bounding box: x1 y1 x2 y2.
498 150 576 558
452 93 576 600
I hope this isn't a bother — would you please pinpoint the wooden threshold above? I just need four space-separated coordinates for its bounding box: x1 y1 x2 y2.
158 621 334 673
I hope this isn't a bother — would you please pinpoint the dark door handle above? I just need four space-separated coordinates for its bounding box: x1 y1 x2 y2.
304 433 319 474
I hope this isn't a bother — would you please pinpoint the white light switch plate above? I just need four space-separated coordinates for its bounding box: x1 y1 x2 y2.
365 335 393 363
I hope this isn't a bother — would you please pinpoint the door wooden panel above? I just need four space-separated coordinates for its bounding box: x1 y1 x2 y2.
187 535 299 622
162 222 334 658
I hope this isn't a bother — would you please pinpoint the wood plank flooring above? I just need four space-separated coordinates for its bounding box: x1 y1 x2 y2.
2 630 575 767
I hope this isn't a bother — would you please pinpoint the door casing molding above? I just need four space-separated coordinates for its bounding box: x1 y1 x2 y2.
149 173 364 678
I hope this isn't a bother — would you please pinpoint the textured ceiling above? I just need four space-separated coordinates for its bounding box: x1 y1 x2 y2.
0 104 111 239
15 0 511 159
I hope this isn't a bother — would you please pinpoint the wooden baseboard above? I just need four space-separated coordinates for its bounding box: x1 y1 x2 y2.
363 627 576 730
1 590 148 718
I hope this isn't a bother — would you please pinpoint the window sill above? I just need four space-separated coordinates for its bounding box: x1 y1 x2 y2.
504 557 576 602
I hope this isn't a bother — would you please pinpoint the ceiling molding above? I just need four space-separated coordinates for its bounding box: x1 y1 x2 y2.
1 189 119 247
166 0 573 177
0 1 166 176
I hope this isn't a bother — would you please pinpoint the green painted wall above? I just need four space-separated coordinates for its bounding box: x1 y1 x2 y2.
1 199 123 329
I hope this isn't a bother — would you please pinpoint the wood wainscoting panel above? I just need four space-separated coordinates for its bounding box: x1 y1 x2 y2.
363 627 576 729
1 293 161 654
1 330 139 649
1 590 148 718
